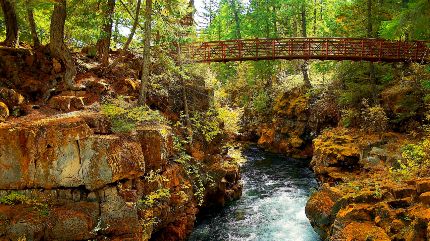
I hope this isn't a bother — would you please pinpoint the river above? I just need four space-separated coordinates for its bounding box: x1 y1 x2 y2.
188 146 321 241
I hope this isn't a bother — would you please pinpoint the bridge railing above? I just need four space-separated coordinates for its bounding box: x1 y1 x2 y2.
183 38 430 63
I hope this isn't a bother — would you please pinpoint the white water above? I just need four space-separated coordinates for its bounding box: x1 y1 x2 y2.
189 146 321 241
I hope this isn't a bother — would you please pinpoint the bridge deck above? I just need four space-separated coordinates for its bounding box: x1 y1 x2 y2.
183 38 430 64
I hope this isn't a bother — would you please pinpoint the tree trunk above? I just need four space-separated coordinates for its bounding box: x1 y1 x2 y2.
123 0 141 50
301 3 311 88
97 0 116 67
26 0 40 47
50 0 76 89
273 6 278 37
313 0 317 35
231 0 241 39
367 0 373 38
366 0 377 101
138 0 152 105
0 0 18 47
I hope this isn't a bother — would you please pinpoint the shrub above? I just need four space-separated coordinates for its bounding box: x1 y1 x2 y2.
185 109 222 143
0 192 29 205
390 139 430 180
253 91 270 113
101 96 166 133
338 83 375 107
360 100 389 132
217 106 243 135
340 108 359 128
309 88 340 128
138 188 171 208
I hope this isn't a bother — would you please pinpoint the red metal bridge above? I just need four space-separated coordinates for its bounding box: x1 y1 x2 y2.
183 38 430 64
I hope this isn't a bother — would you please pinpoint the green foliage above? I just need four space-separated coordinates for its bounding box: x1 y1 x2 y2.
138 188 171 208
187 109 222 143
101 96 166 133
0 192 49 216
390 139 430 180
338 83 374 107
360 100 389 133
222 143 246 168
139 170 171 209
421 80 430 90
253 91 270 113
0 192 29 205
340 108 359 128
173 134 214 206
216 106 243 135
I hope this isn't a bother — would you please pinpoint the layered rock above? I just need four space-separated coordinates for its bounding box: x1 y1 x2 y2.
0 111 241 240
306 128 430 241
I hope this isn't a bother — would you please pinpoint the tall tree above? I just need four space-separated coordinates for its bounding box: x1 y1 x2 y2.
230 0 241 38
139 0 153 105
26 0 40 47
50 0 76 89
97 0 116 66
0 0 19 47
301 2 311 88
123 0 142 50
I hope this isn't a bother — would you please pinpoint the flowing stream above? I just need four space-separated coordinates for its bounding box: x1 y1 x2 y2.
188 146 321 241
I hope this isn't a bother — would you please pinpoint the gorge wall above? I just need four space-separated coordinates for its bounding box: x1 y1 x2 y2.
0 111 241 241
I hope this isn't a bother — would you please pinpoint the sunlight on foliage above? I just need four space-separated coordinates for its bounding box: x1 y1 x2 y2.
101 96 166 133
390 139 430 181
217 107 243 135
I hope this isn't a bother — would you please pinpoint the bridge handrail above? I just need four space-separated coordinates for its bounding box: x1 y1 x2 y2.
182 37 430 64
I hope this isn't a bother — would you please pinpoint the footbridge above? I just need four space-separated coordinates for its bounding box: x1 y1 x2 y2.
183 38 430 64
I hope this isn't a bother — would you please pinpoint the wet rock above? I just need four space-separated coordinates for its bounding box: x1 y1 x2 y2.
305 184 343 239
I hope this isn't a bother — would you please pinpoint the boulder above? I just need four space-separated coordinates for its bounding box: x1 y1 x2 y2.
46 202 99 240
419 192 430 205
136 125 173 171
0 101 9 121
0 87 25 108
331 221 390 241
48 96 85 112
99 187 141 236
0 114 145 190
416 179 430 194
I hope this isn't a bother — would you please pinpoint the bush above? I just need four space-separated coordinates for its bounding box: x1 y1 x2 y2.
101 96 166 133
0 192 29 205
360 100 389 132
309 88 340 129
217 106 243 135
340 108 359 128
253 91 270 113
390 139 430 180
185 109 222 143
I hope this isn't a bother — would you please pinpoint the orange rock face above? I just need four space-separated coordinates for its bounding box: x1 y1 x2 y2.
306 127 430 241
0 111 242 240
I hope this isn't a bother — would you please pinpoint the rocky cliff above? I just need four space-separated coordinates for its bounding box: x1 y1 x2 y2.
306 128 430 241
0 111 241 240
